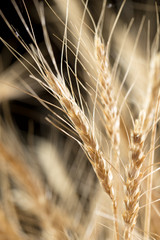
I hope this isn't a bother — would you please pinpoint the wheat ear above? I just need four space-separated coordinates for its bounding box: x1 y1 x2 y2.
123 111 146 239
46 70 114 197
94 36 120 164
45 70 119 238
123 53 160 239
94 35 120 238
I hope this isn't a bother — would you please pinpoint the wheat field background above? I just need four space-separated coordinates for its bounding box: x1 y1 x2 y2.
0 0 160 239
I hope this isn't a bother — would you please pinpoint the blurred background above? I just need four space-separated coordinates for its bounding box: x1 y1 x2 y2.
0 1 160 239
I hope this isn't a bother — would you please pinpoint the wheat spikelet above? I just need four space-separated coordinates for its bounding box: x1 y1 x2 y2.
123 111 146 239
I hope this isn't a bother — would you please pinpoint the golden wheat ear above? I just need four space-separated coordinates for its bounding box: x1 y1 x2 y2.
1 0 160 240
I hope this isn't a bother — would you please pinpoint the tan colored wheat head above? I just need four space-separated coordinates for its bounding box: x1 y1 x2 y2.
0 0 160 240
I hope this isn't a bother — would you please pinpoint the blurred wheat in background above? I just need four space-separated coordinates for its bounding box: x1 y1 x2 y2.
0 0 160 239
